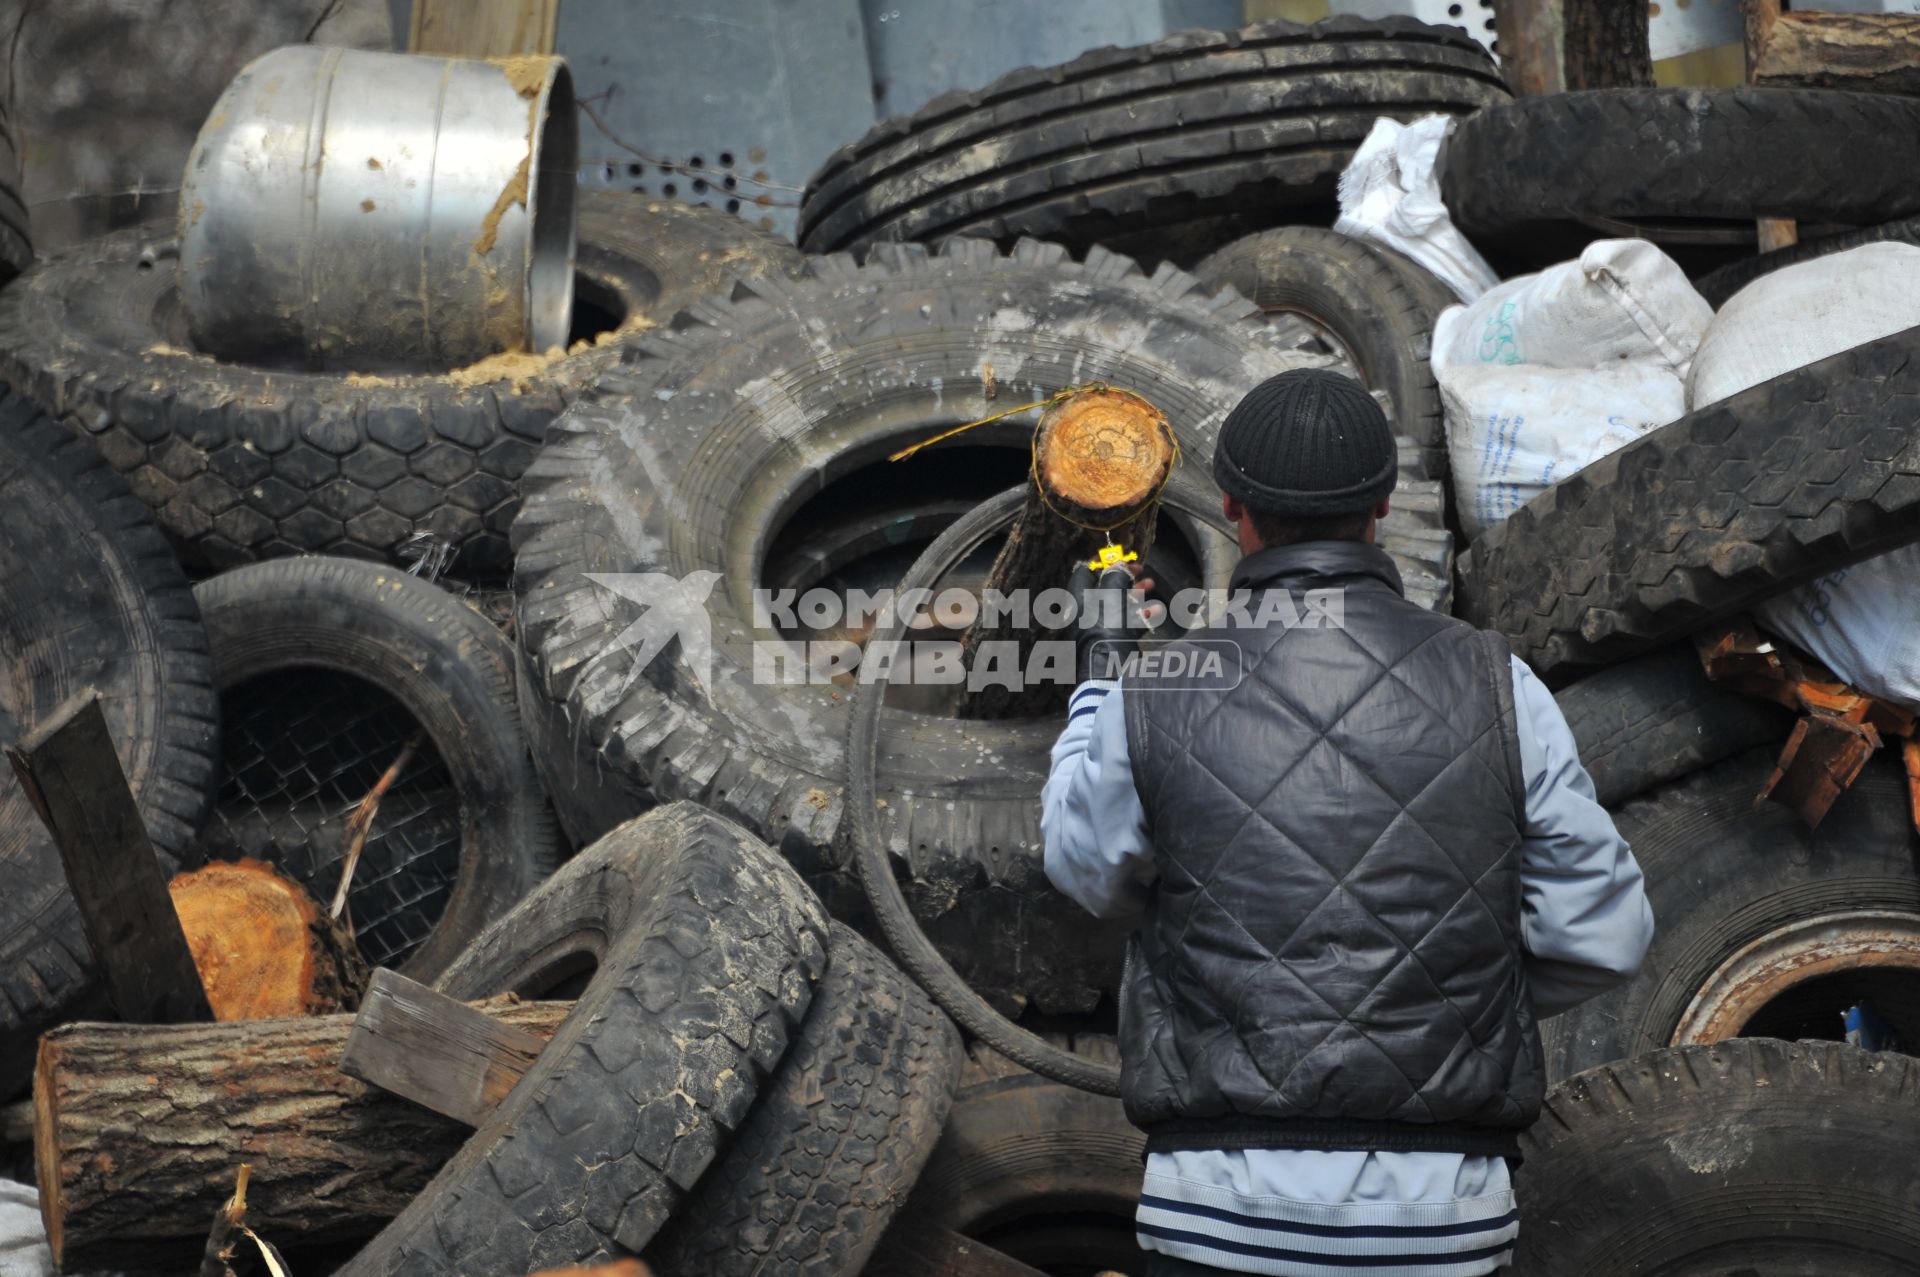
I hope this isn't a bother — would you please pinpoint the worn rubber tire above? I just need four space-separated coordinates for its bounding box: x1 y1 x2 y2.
342 803 831 1275
0 390 216 1098
512 237 1315 1016
1441 88 1920 242
875 1036 1146 1277
648 923 963 1277
1193 226 1447 471
1456 326 1920 677
1543 750 1919 1082
1696 215 1920 309
193 557 559 980
1517 1040 1920 1274
0 101 28 285
798 17 1507 260
1554 645 1791 810
0 195 802 577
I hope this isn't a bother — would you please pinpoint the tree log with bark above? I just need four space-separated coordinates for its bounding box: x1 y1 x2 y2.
32 1002 566 1271
955 387 1174 720
1564 0 1653 89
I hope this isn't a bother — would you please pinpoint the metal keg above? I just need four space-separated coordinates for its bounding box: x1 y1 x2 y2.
178 46 577 370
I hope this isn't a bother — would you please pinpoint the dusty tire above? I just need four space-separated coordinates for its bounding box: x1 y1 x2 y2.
1193 226 1447 469
0 102 28 285
0 195 802 577
341 804 831 1276
798 17 1507 260
1442 88 1920 243
1555 645 1791 809
647 923 963 1277
1543 750 1920 1082
0 390 216 1097
880 1036 1145 1277
1516 1040 1920 1275
1696 215 1920 308
193 557 558 979
1456 326 1920 677
512 237 1316 1015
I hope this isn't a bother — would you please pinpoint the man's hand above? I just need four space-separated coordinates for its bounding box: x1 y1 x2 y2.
1070 558 1162 683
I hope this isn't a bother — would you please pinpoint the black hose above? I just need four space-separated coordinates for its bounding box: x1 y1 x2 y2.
848 484 1228 1095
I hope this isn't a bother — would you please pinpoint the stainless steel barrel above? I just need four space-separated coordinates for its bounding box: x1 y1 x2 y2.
178 46 577 370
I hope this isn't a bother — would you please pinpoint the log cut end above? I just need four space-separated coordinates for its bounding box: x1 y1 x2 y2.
169 858 369 1021
1035 387 1174 516
32 1039 65 1266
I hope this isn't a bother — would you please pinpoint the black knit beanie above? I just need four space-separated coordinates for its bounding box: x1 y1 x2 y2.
1211 369 1397 518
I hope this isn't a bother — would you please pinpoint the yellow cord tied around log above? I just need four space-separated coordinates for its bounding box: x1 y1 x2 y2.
889 382 1182 539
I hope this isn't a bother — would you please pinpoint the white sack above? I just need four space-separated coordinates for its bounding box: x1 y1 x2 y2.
1433 240 1711 539
1689 242 1920 709
1690 241 1920 408
1432 239 1713 375
1333 114 1499 304
1440 363 1688 540
0 1180 52 1277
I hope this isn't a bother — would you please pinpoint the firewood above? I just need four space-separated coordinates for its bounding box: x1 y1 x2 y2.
169 858 370 1021
32 1003 567 1271
956 387 1173 719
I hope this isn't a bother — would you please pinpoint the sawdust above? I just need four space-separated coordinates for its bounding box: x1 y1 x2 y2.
472 57 554 259
360 199 376 213
366 157 382 170
146 342 194 357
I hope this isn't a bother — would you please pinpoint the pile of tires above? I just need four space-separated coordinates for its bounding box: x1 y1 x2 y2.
0 194 803 578
510 235 1454 1027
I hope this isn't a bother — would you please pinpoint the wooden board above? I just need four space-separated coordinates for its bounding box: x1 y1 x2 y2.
409 0 559 57
340 968 547 1127
4 690 211 1025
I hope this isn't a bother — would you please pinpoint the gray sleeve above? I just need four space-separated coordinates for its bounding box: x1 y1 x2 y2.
1510 655 1656 1018
1041 681 1156 920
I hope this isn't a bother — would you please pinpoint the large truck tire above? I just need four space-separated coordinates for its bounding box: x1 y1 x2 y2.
0 101 28 285
0 196 802 577
1442 87 1920 242
1193 225 1452 480
1554 644 1791 809
876 1036 1146 1277
1517 1040 1920 1275
0 390 216 1097
798 17 1507 263
511 236 1318 1017
1457 325 1920 677
648 924 963 1277
1544 750 1920 1082
1695 213 1920 308
193 557 558 979
341 804 831 1275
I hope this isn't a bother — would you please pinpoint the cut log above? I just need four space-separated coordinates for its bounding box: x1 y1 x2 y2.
956 387 1173 720
33 1002 568 1271
1753 12 1920 95
1563 0 1652 89
168 858 370 1021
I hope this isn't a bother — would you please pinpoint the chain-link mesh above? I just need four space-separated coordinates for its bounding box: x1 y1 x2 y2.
205 668 462 969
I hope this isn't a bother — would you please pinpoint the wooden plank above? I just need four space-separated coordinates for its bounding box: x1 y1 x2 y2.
1753 12 1920 94
865 1216 1052 1277
4 690 212 1025
340 968 547 1127
1491 0 1566 96
409 0 559 57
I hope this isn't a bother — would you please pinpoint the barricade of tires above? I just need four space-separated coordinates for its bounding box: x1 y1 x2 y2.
4 12 1920 1276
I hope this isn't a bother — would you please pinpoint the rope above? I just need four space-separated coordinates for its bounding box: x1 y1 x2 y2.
890 382 1181 538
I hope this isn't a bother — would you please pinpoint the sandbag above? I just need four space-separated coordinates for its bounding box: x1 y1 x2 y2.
1434 240 1711 538
1689 243 1920 709
1332 114 1498 305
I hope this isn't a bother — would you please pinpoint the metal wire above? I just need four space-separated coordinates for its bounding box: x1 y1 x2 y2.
205 669 462 969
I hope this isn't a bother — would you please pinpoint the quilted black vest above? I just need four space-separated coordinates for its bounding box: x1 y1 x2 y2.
1120 540 1542 1157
